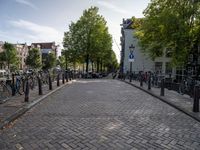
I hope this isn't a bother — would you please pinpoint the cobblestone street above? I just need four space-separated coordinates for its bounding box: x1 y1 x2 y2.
0 79 200 150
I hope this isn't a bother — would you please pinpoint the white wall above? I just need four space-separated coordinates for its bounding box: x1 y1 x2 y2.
123 29 154 73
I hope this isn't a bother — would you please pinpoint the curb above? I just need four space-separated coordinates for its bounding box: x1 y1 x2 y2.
120 79 200 123
0 81 74 130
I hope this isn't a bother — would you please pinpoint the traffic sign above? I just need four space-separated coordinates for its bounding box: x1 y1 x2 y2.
129 52 134 62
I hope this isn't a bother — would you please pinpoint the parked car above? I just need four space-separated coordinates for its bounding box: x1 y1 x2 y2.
0 70 7 81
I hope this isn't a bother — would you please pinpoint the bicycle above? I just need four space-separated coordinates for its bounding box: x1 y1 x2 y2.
178 77 195 97
14 76 24 95
0 80 12 100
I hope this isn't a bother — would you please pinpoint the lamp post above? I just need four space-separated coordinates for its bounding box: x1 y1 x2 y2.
129 44 135 82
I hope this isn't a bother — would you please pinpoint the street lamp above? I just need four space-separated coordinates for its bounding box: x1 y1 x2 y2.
129 44 135 82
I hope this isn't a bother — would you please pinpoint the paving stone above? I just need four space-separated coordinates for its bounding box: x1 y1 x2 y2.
0 79 200 149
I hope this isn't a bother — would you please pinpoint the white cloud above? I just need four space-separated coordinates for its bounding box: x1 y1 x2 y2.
15 0 37 9
97 1 129 14
9 19 63 43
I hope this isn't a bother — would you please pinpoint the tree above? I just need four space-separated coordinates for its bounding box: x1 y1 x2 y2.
134 0 200 66
57 55 65 69
0 52 6 69
63 6 117 73
26 48 42 69
3 42 18 69
42 52 56 70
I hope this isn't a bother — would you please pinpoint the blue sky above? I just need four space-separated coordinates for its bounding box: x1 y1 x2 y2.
0 0 150 61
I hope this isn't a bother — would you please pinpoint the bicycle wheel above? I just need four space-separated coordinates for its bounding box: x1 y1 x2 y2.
29 78 34 90
16 79 24 95
0 83 12 100
179 83 185 95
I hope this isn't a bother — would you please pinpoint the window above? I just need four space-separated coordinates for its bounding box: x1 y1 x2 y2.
198 56 200 65
165 62 172 75
188 54 193 62
166 48 172 57
155 62 162 73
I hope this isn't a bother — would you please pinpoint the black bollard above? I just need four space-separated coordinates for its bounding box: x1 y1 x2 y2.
140 76 143 87
12 74 15 96
66 72 69 82
160 79 165 96
148 74 151 90
62 73 65 84
24 79 29 102
193 85 199 112
38 77 43 95
49 75 52 90
22 78 25 92
57 73 60 86
70 72 72 80
129 73 132 82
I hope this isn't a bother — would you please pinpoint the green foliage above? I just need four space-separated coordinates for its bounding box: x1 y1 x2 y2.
134 0 200 66
26 48 42 69
57 55 65 69
63 6 118 72
42 52 56 70
3 42 18 69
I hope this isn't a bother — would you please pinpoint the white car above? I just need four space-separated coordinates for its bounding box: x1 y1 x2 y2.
0 70 7 81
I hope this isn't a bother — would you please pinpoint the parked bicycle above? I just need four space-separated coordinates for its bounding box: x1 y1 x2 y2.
178 77 195 97
0 80 12 100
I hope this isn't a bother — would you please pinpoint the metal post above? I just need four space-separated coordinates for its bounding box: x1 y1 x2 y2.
22 78 25 92
129 62 132 82
193 85 199 112
160 79 165 96
148 72 151 90
57 73 60 86
62 73 65 84
38 77 43 95
140 74 143 87
66 71 69 82
70 71 72 80
49 74 52 90
12 74 15 96
24 79 29 102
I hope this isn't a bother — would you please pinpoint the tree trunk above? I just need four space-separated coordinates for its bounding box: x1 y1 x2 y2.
86 54 89 74
65 61 68 70
97 59 100 73
100 59 103 73
92 61 94 72
83 63 85 72
8 62 10 70
65 54 68 70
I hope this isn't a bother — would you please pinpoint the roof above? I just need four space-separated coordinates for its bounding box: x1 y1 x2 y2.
41 49 52 54
31 42 55 49
122 18 133 29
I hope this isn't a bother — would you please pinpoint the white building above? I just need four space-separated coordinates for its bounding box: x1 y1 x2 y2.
0 42 29 71
120 19 154 74
120 18 173 76
14 43 29 71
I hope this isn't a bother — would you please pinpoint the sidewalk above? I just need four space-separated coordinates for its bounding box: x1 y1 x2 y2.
121 79 200 122
0 79 74 129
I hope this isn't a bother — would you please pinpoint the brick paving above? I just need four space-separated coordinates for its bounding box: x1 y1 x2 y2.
0 79 200 150
0 80 69 126
124 79 200 120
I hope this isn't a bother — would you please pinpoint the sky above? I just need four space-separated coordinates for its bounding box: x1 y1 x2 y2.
0 0 150 62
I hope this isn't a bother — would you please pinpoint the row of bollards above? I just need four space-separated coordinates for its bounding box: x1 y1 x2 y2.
24 72 69 103
193 85 199 112
138 74 199 112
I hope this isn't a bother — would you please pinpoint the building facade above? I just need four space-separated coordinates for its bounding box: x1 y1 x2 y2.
31 42 58 67
0 42 29 71
14 43 29 71
120 19 154 74
120 18 173 76
0 41 5 70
